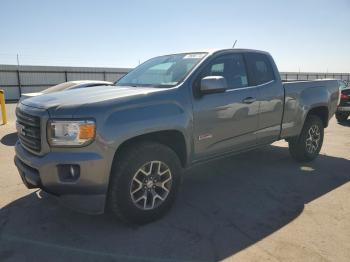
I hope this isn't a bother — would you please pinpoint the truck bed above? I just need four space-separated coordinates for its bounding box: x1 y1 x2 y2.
280 79 339 138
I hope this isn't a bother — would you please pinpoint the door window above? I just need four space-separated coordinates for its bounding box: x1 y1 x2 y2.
200 54 248 90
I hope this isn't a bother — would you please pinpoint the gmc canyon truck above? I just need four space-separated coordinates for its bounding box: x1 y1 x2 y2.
14 49 340 224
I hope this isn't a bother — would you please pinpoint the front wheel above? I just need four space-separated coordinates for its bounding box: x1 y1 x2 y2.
288 115 324 162
336 112 349 122
107 142 182 224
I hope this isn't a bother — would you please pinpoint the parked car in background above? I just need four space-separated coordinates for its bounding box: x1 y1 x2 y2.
19 80 114 101
14 49 340 224
336 80 350 122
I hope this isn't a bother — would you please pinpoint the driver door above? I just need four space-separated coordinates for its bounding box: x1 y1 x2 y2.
192 53 259 161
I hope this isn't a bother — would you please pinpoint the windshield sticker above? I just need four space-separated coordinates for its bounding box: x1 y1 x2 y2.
183 54 206 59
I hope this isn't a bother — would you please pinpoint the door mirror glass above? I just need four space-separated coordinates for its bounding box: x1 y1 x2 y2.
200 76 227 94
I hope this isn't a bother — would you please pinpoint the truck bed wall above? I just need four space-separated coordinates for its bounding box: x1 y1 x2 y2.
280 80 339 138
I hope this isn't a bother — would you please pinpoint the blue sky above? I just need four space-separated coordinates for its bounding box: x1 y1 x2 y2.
0 0 349 72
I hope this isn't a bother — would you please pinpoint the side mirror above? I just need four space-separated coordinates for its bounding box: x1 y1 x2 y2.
200 76 227 94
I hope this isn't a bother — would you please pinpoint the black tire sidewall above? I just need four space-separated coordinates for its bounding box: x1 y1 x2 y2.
336 112 349 122
109 142 182 224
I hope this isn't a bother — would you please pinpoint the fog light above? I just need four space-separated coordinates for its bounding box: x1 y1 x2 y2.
57 164 80 182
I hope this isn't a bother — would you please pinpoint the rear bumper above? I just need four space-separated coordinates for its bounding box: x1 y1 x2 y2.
337 106 350 112
14 141 109 214
337 100 350 112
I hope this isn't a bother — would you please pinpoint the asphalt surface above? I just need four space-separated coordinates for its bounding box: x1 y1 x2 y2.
1 103 350 262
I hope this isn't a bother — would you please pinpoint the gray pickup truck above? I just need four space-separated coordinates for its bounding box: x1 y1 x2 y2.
14 49 340 224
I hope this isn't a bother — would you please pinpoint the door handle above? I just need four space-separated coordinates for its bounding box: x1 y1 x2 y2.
242 97 256 104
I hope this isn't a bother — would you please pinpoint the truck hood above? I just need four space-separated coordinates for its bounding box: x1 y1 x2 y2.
21 85 162 114
19 92 44 103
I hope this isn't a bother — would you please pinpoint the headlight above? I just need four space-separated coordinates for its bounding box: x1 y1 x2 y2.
48 120 96 146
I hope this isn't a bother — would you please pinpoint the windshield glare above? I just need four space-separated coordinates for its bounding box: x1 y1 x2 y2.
116 53 207 87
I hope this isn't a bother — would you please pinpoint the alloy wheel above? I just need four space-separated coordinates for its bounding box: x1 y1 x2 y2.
130 161 172 210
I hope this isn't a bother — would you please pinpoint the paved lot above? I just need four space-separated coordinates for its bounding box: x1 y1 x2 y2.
1 103 350 262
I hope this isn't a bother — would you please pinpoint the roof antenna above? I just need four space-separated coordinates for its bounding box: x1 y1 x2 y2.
232 40 237 48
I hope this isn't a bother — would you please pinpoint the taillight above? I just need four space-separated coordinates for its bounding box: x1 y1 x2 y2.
341 93 349 101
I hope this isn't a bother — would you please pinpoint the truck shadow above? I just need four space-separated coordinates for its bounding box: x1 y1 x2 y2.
1 132 17 146
337 119 350 127
1 144 349 261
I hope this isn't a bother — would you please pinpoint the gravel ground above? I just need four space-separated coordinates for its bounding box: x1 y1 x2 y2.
1 103 350 262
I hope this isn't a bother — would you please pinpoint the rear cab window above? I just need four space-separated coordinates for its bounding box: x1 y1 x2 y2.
245 53 275 86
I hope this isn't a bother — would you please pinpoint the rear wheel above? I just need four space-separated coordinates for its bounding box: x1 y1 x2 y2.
288 115 324 162
335 112 349 122
108 141 182 224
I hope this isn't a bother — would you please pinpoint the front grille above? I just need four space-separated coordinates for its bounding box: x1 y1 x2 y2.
16 108 41 152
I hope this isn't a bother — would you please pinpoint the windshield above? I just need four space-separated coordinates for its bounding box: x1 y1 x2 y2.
42 82 79 94
116 52 207 87
339 80 348 90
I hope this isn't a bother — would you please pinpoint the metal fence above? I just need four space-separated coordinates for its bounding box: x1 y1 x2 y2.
280 72 350 82
0 64 349 101
0 64 131 100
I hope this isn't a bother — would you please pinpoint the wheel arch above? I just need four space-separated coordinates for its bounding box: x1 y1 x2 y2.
112 130 189 169
305 106 329 127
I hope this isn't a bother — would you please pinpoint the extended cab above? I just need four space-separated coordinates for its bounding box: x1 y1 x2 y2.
14 49 340 224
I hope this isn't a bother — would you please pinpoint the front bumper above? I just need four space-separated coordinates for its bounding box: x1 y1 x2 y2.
14 141 109 214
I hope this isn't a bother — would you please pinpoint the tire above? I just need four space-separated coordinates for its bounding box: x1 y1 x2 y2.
288 115 324 162
336 112 349 122
107 141 182 224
